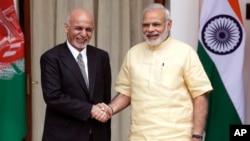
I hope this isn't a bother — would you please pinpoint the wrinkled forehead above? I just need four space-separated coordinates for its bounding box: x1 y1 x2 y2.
70 17 94 27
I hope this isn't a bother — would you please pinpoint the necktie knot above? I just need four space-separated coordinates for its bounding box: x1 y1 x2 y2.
77 53 83 61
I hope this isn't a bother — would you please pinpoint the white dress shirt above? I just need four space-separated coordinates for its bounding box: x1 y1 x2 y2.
67 41 89 80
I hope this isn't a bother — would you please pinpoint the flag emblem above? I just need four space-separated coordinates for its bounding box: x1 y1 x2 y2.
0 3 25 80
201 15 243 55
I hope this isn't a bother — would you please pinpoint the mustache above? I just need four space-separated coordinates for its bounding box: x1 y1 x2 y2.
145 32 160 36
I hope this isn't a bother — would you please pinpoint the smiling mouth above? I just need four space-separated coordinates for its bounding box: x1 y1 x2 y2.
147 34 159 40
77 37 88 43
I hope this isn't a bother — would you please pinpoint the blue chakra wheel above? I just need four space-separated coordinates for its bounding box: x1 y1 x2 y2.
201 15 243 55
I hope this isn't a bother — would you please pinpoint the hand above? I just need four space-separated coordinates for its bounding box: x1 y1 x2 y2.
98 103 113 117
90 103 112 122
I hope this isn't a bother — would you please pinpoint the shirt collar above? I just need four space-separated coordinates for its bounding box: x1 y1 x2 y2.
66 40 87 60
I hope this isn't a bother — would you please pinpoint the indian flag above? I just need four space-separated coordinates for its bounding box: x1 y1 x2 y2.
197 0 245 140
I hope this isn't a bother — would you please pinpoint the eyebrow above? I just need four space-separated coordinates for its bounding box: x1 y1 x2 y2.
142 21 162 26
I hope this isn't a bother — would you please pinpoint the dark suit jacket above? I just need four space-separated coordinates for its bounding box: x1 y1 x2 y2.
40 42 111 141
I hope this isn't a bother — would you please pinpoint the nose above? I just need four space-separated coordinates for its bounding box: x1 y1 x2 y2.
147 24 155 32
80 29 87 36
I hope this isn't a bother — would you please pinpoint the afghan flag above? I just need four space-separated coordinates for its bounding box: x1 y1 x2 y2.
0 0 27 140
197 0 245 140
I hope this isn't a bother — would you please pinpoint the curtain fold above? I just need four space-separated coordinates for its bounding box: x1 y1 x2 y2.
31 0 153 141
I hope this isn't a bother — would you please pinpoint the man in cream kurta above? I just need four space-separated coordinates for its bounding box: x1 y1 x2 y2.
101 3 213 141
114 37 212 140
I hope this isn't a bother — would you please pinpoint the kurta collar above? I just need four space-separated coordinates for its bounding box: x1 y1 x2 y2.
149 37 171 50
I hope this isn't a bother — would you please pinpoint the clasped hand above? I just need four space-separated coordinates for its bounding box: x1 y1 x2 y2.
91 103 112 122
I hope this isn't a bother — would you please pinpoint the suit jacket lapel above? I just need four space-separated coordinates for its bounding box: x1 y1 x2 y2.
87 45 97 100
59 43 89 94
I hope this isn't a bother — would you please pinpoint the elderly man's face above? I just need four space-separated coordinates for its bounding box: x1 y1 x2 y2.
142 9 172 46
64 9 94 51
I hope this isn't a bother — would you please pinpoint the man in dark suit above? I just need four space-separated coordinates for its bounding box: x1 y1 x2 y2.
40 8 112 141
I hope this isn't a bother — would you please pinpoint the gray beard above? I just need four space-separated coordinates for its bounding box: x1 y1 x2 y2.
144 28 169 46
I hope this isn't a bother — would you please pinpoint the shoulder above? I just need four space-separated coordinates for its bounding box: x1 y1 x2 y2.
41 42 67 56
127 42 148 53
87 44 109 56
169 38 194 50
166 38 197 56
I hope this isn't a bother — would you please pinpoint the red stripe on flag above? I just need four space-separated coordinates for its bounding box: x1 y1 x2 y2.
0 0 24 65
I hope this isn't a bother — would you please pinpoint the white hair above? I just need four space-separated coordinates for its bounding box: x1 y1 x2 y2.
142 3 171 20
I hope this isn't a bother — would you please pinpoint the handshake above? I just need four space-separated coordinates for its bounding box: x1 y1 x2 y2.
90 103 113 123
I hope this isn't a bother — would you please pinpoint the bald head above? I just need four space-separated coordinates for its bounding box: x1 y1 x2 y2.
66 8 94 26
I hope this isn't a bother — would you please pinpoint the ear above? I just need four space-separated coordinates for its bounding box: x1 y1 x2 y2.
167 20 172 30
64 23 69 33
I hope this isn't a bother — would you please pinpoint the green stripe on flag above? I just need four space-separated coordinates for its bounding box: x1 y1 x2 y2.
0 73 27 141
197 41 241 141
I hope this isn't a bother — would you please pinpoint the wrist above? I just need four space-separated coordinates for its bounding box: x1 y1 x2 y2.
192 134 203 140
108 105 114 115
